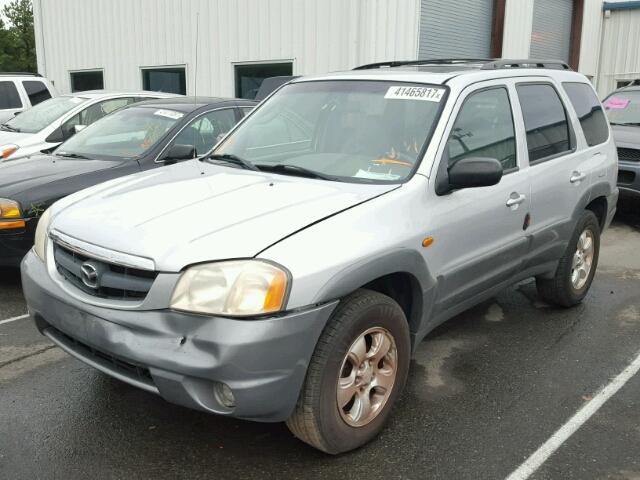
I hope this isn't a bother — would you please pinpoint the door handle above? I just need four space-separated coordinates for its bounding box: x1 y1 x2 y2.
570 171 587 183
506 193 526 208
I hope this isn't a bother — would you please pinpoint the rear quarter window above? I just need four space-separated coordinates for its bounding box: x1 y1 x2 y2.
0 81 22 109
516 83 572 163
562 82 609 147
22 80 52 106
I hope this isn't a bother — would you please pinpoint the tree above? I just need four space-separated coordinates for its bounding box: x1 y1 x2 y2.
0 0 36 72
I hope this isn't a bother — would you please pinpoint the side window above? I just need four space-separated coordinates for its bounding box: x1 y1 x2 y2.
62 97 135 138
22 81 52 106
516 84 572 163
171 108 237 156
562 82 609 147
0 81 22 109
241 106 254 117
446 87 517 171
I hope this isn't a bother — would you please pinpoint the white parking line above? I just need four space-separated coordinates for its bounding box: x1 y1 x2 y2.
505 350 640 480
0 314 29 326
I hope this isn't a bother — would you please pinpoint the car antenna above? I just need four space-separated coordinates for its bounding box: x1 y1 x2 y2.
193 11 199 161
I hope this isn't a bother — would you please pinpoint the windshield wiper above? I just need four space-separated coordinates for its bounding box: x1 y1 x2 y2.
204 153 260 171
55 152 91 160
610 121 640 126
256 163 336 181
0 123 19 132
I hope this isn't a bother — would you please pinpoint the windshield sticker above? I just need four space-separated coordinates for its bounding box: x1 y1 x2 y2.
154 109 184 120
384 86 445 102
605 97 630 109
354 169 402 181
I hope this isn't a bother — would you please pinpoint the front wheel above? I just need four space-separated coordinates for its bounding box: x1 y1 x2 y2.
286 289 410 454
536 210 601 307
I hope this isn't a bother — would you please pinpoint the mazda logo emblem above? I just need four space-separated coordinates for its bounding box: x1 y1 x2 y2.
80 262 100 289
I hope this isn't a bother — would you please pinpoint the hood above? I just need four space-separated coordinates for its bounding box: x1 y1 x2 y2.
0 154 124 198
611 125 640 148
52 161 398 271
0 130 33 146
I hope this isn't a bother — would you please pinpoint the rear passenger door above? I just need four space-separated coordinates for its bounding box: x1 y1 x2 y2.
516 80 591 266
429 82 531 314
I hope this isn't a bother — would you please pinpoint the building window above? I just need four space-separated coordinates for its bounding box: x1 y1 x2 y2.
142 67 186 95
70 70 104 92
234 62 293 100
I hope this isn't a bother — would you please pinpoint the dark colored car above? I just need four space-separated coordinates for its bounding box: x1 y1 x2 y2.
603 86 640 196
0 97 256 266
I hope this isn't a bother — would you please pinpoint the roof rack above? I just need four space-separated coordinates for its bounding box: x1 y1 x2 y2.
481 59 571 70
353 58 572 71
353 59 494 70
0 72 42 77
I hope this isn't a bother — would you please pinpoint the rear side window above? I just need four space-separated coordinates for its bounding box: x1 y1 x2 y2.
22 80 52 106
447 87 517 171
563 82 609 147
517 83 572 163
0 81 22 109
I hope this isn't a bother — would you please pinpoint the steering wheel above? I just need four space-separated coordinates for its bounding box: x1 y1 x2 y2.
371 151 414 168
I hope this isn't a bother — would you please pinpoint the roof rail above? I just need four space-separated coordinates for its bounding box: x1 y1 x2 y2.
481 59 571 70
353 58 572 71
0 72 42 77
353 59 494 70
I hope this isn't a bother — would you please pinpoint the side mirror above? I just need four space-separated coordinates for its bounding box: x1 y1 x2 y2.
437 157 503 195
45 126 65 144
162 144 196 165
74 124 87 134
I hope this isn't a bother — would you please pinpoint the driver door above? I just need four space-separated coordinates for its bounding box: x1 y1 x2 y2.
427 82 531 316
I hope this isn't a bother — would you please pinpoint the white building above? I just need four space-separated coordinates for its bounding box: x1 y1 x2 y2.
32 0 640 98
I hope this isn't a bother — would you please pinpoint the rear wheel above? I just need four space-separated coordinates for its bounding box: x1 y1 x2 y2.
537 210 600 307
286 289 410 454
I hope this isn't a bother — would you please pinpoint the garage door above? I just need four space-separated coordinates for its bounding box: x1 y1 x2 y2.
530 0 573 62
418 0 494 59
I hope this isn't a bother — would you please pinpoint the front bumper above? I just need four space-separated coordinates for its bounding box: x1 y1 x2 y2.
618 160 640 196
21 251 337 422
0 217 36 267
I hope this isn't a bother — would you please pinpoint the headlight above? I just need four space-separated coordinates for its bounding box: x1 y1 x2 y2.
0 198 25 231
0 144 19 159
34 208 52 261
170 260 289 316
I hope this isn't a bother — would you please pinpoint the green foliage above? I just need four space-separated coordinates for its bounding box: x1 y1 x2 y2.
0 0 36 72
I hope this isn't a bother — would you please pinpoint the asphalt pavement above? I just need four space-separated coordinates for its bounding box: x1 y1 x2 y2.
1 196 639 480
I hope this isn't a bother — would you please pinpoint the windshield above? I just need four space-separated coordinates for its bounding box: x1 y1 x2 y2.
215 80 446 183
4 96 87 133
56 106 183 160
603 90 640 125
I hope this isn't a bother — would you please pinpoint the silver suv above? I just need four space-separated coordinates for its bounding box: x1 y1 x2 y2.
21 59 618 454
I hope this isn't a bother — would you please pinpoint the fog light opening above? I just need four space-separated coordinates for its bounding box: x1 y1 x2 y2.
214 382 236 408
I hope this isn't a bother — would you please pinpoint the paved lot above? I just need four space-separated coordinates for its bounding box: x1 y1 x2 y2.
1 197 639 480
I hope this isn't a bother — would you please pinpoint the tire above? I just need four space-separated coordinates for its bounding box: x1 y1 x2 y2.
286 289 410 454
536 210 601 307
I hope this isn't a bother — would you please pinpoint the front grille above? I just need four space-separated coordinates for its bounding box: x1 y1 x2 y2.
53 242 158 301
618 147 640 163
48 325 154 385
